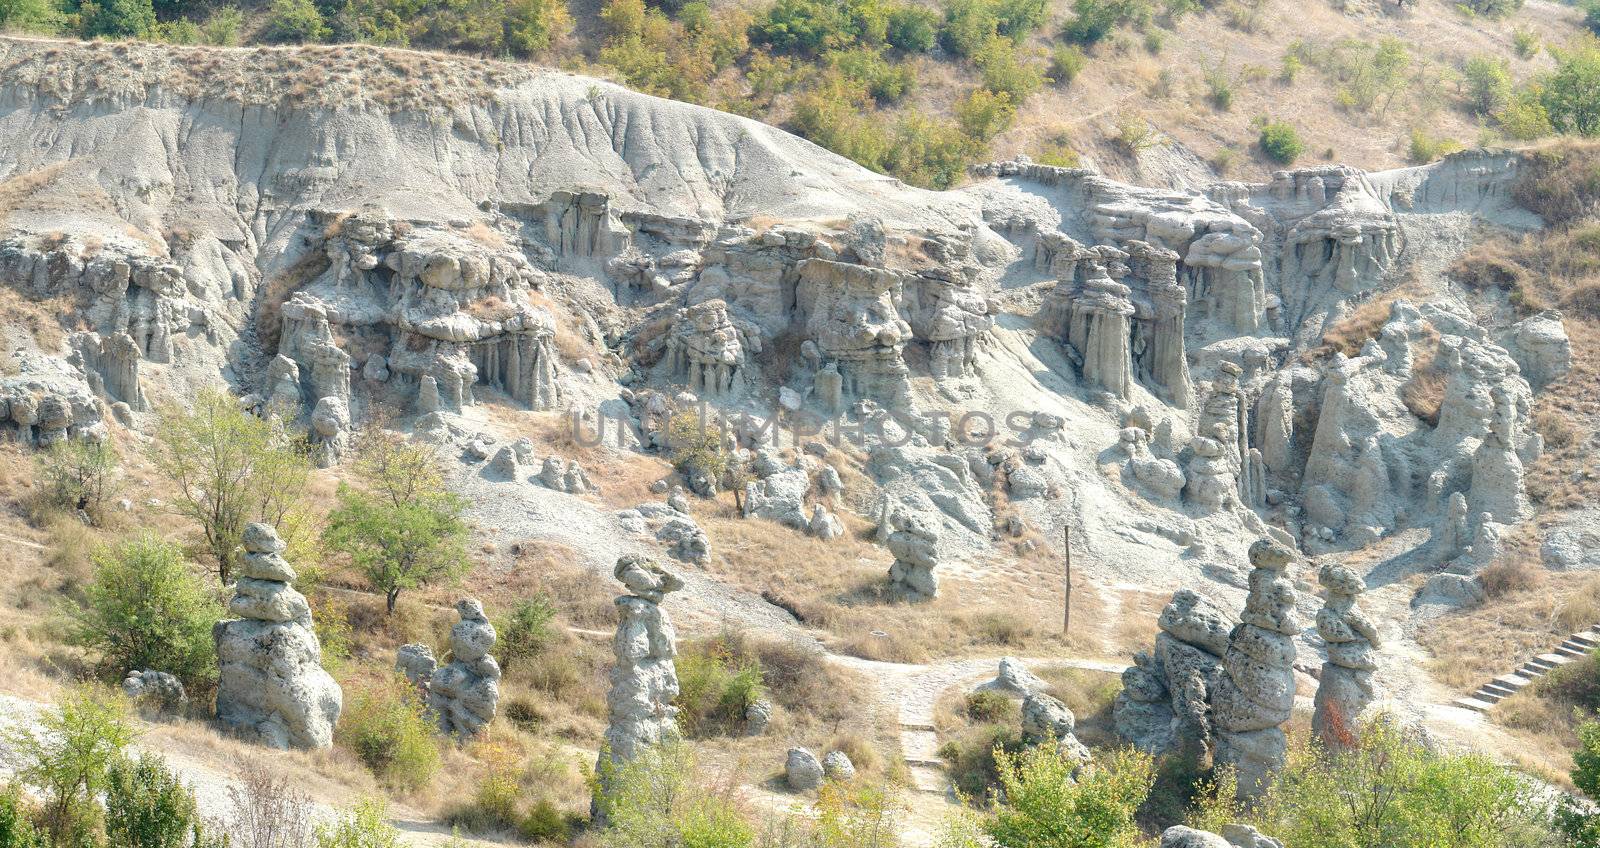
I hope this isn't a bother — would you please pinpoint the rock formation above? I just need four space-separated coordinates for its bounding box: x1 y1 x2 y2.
426 598 501 739
1021 692 1091 771
795 259 913 411
396 643 438 691
1212 540 1299 798
1113 588 1231 759
122 670 187 717
786 747 825 791
1311 563 1380 749
1468 387 1531 525
214 523 342 750
664 299 759 397
598 555 684 803
885 511 940 602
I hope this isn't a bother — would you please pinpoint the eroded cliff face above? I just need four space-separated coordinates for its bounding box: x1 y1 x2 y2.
0 36 1566 604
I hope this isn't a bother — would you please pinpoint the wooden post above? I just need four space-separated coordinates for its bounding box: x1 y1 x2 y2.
1063 525 1072 637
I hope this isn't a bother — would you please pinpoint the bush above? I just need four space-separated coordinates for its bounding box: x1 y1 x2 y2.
1280 52 1302 83
964 691 1014 722
221 762 315 848
665 411 728 491
337 677 441 790
1049 45 1088 85
518 800 570 842
938 723 1024 799
1205 65 1233 111
1513 142 1600 228
675 637 765 736
1408 128 1463 164
35 438 117 523
593 741 753 847
4 688 137 846
940 0 999 57
1463 55 1512 115
956 87 1016 142
1512 27 1540 61
72 534 221 691
105 754 219 848
265 0 330 42
1062 0 1142 45
78 0 156 37
0 785 42 848
886 4 937 51
1496 88 1554 141
201 6 244 45
1258 120 1304 164
1197 718 1557 848
499 594 558 672
753 0 876 55
974 36 1046 102
315 799 399 848
1542 38 1600 137
0 0 59 33
984 746 1154 846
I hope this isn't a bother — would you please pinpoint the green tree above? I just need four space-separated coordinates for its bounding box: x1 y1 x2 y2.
1062 0 1138 46
265 0 330 42
974 35 1045 102
505 0 571 55
325 435 468 613
498 595 558 671
5 688 138 846
0 0 59 33
983 746 1153 848
153 390 311 584
1463 54 1513 115
72 534 221 689
200 5 244 44
105 754 220 848
35 437 117 523
79 0 156 37
1543 39 1600 137
885 4 936 51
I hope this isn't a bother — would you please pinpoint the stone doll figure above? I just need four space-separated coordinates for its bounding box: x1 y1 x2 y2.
1311 562 1381 749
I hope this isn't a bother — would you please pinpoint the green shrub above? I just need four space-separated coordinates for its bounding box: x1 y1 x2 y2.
1463 55 1512 115
940 0 999 57
955 87 1016 141
885 3 938 51
1195 719 1556 848
78 0 157 37
1543 38 1600 137
35 438 117 523
753 0 879 55
72 534 221 691
1588 0 1600 36
829 46 916 103
0 785 42 848
990 0 1048 39
974 36 1045 102
675 638 765 736
985 746 1154 845
4 688 137 846
1512 27 1540 60
506 0 574 55
1205 65 1234 110
1143 28 1164 53
0 0 59 33
1496 88 1554 140
665 411 728 492
265 0 329 42
518 800 570 842
1035 135 1082 167
884 111 973 189
324 480 469 615
105 754 218 848
594 741 753 847
337 677 441 791
964 690 1014 722
316 799 399 848
1049 45 1088 85
499 594 558 672
1258 119 1304 164
201 5 244 45
1408 128 1463 164
938 723 1024 799
1280 51 1302 82
1062 0 1143 45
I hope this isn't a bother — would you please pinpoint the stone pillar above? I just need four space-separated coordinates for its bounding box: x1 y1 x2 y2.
1312 563 1380 750
1065 258 1137 399
214 523 342 750
427 599 501 739
596 555 685 814
1468 387 1531 525
886 511 940 602
1212 540 1298 799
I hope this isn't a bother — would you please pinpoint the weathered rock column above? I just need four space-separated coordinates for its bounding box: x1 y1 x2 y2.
1065 257 1137 399
426 598 501 739
1129 241 1192 409
596 555 685 812
214 523 342 750
1311 563 1380 750
1468 387 1532 525
885 511 940 602
1212 540 1299 799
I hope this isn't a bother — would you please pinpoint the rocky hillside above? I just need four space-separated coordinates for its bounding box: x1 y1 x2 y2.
0 31 1598 848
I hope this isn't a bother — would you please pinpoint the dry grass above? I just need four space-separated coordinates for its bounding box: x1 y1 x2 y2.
1418 541 1600 690
0 287 73 356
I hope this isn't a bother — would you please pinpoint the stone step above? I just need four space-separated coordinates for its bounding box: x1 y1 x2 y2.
1454 697 1497 713
1480 683 1517 700
1492 673 1535 690
1559 640 1595 655
1569 631 1600 648
1555 645 1590 660
907 763 948 794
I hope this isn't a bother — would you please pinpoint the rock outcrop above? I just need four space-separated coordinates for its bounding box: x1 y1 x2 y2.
122 670 187 717
885 511 940 602
426 598 501 739
1212 540 1299 798
214 523 342 750
1311 563 1380 749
